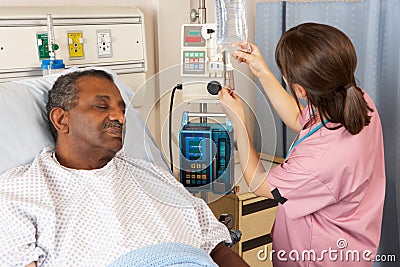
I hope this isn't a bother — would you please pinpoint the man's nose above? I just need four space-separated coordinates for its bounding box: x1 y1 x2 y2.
108 108 126 124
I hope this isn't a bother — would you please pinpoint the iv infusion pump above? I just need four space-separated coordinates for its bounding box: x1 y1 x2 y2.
178 24 234 194
180 24 224 101
179 112 234 194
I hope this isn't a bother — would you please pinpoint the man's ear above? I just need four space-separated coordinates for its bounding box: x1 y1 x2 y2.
49 107 69 134
293 83 307 99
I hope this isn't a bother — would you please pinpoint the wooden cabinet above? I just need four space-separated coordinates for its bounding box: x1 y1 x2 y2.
209 192 277 266
208 154 283 266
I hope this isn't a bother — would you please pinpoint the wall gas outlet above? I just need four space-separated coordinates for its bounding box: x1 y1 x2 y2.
36 33 50 59
36 32 59 60
96 29 112 58
68 31 84 59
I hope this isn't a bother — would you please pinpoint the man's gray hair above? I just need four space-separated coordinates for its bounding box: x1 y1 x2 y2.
46 69 114 139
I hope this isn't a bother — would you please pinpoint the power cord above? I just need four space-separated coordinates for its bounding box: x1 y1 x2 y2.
169 84 183 173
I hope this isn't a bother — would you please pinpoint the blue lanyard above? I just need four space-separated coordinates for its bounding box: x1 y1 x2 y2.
285 118 328 159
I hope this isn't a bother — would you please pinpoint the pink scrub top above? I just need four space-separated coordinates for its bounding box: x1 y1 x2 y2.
267 91 385 266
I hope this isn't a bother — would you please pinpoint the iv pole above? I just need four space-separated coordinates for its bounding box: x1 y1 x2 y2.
197 0 208 124
190 0 208 201
188 0 235 201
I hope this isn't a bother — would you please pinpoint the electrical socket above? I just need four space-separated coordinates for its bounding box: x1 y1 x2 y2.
96 29 112 58
68 31 84 59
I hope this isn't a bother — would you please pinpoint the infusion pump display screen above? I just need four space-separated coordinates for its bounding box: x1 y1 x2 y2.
182 26 206 47
180 130 212 191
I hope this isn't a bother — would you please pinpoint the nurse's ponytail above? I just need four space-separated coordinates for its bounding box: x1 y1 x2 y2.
275 23 373 135
343 84 373 135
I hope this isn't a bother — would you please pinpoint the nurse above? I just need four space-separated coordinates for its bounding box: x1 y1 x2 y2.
218 23 385 266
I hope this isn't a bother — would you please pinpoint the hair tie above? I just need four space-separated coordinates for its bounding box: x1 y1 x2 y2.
344 83 353 90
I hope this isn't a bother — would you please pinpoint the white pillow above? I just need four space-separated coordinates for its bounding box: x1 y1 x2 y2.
0 67 168 174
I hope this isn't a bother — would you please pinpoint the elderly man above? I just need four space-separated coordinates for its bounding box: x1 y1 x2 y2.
0 69 248 266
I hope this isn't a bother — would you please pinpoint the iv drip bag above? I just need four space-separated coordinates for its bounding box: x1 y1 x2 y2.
215 0 249 51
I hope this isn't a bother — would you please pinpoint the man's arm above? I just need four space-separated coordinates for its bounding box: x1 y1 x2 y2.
210 242 249 267
25 262 36 267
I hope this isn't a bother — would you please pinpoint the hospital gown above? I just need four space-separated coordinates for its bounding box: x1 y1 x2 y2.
0 147 231 266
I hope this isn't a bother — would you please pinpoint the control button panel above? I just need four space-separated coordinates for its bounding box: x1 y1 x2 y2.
182 50 206 75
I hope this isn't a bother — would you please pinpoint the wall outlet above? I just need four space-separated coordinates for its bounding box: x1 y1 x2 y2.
68 31 84 59
96 29 112 58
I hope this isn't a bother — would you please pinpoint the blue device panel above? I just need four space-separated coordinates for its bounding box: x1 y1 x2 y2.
179 122 234 194
180 128 212 191
212 129 232 193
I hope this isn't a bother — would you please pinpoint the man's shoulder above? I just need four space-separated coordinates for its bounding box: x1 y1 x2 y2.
114 152 180 184
0 163 32 179
115 152 170 173
0 146 53 179
115 152 152 167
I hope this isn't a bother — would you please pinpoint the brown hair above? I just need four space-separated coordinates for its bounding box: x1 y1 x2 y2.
275 23 372 134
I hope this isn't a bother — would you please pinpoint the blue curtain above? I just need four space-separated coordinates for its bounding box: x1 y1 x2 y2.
254 0 400 265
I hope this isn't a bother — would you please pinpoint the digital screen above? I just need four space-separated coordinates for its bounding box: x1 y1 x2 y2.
183 26 205 47
189 147 201 154
186 137 203 161
189 140 200 146
185 36 202 43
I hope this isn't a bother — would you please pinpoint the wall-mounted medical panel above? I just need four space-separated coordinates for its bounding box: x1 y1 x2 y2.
0 6 147 81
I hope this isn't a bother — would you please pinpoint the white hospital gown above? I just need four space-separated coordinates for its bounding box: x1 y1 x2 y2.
0 147 230 266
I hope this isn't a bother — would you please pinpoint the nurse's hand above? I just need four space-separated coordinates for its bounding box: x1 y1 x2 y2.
218 87 246 127
232 42 270 78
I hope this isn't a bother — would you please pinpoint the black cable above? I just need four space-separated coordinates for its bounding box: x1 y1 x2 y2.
169 84 182 173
